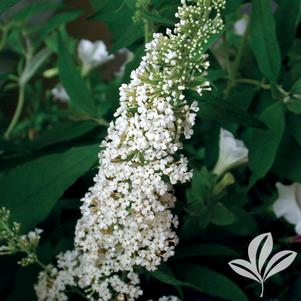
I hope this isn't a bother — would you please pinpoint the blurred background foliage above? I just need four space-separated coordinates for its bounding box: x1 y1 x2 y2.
0 0 301 300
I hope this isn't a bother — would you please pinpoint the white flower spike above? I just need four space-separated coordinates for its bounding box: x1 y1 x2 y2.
77 39 114 73
273 182 301 234
213 128 249 176
35 1 225 300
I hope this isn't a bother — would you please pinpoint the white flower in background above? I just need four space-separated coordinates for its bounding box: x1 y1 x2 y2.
213 128 249 176
148 296 181 301
115 48 135 78
35 1 225 300
273 183 301 234
233 15 248 36
158 296 181 301
51 83 70 103
77 39 114 73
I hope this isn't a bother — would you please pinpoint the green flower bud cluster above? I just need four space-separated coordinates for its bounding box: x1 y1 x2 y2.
0 207 43 267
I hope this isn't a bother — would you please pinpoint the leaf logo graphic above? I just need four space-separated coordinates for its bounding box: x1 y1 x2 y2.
228 233 297 297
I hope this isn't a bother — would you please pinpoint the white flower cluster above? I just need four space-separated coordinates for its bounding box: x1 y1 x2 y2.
36 1 225 300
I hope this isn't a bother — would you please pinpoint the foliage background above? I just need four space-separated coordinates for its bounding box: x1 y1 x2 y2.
0 0 301 300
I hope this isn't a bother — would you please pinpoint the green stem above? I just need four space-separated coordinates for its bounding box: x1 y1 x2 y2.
0 25 9 51
143 2 154 43
144 21 152 42
224 17 251 98
69 288 89 300
234 78 290 99
232 19 251 79
36 258 48 271
4 84 25 139
68 112 109 126
234 78 271 90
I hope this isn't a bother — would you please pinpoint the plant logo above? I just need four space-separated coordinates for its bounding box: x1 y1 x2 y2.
228 232 297 298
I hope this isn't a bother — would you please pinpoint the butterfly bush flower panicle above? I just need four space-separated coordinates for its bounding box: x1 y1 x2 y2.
213 128 249 177
0 207 43 267
273 182 301 234
35 1 225 300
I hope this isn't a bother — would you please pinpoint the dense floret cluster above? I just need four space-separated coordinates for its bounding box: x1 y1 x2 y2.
35 1 225 300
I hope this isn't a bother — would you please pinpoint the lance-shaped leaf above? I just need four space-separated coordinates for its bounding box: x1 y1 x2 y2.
0 0 20 15
250 0 281 84
20 48 52 85
187 91 267 129
58 36 97 116
229 259 262 283
263 250 297 281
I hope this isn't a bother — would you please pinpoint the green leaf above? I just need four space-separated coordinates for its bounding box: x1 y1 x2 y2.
0 144 99 232
89 0 143 50
190 91 267 129
150 264 201 299
149 265 184 298
288 113 301 147
249 0 281 84
224 207 258 236
111 22 144 52
174 263 249 301
287 100 301 114
272 131 301 182
203 28 225 52
124 0 135 11
180 217 209 240
45 28 76 54
247 102 285 186
225 0 244 15
29 121 99 150
275 0 301 57
58 37 97 116
186 167 215 209
173 243 239 260
36 11 81 45
0 0 20 15
13 2 63 21
6 266 38 301
20 48 52 85
212 203 237 226
6 29 23 54
291 76 301 94
150 267 188 287
141 9 174 25
223 85 257 132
